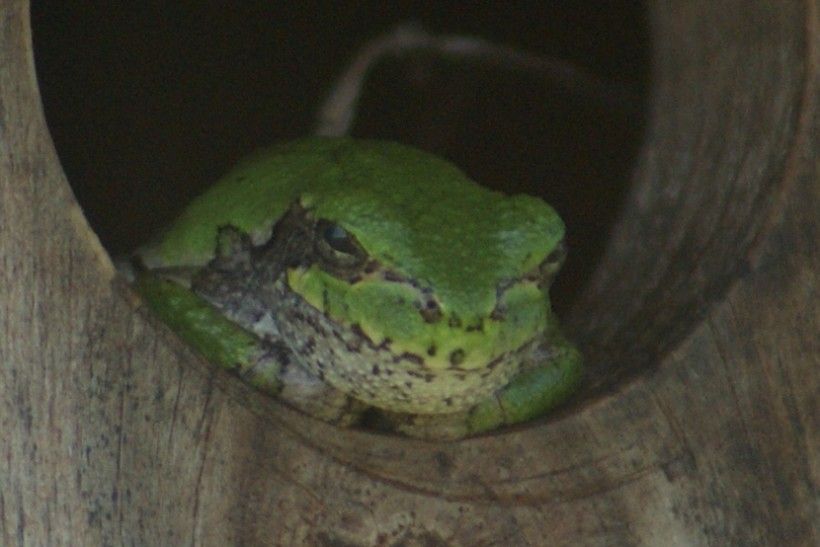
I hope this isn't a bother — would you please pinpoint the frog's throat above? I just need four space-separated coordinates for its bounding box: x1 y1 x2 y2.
272 279 542 414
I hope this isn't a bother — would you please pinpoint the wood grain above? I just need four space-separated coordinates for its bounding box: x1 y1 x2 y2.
1 1 817 545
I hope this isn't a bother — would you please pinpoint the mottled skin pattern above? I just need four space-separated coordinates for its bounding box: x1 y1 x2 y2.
275 285 531 414
177 204 558 434
134 139 582 439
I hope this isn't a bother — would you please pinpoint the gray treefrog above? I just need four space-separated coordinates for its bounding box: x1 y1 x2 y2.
132 137 582 439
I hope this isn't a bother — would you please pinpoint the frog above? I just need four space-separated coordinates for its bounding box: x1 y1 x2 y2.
130 136 582 440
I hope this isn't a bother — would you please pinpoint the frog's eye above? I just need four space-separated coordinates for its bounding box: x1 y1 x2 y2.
321 222 357 254
316 220 366 266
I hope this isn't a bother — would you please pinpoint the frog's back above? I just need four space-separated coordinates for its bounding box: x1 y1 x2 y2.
138 138 345 269
137 137 564 319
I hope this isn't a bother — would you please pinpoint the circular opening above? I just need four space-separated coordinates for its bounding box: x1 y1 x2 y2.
32 3 651 423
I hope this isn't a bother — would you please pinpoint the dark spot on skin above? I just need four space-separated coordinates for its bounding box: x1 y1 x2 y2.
267 343 291 368
465 320 483 332
486 354 504 370
350 323 381 349
394 352 424 366
302 337 316 353
427 345 437 356
383 270 405 282
448 315 462 328
449 349 465 366
372 365 380 376
420 300 443 323
292 310 329 337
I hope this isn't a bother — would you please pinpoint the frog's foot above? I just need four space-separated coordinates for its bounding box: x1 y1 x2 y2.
136 269 366 427
244 353 369 427
375 342 583 440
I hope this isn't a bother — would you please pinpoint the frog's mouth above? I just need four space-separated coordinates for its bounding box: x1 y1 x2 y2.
249 202 565 414
273 280 547 414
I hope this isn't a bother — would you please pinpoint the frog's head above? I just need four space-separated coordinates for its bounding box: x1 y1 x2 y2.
140 138 567 414
269 140 568 414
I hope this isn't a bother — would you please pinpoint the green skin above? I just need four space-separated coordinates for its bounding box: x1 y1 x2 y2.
133 137 582 439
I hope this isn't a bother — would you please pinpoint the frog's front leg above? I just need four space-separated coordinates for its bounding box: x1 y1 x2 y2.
376 337 583 440
135 227 367 427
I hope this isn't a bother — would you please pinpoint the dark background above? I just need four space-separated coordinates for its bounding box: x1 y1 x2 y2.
31 2 649 315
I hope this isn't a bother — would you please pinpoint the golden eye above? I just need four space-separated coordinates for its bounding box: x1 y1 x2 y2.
315 220 366 268
317 221 358 256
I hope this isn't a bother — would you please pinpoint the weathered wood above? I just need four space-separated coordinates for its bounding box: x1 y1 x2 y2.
1 1 817 545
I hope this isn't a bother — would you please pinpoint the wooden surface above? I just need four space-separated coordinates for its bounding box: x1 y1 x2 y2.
1 1 817 545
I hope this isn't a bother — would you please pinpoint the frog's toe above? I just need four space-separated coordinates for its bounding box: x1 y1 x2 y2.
359 345 583 440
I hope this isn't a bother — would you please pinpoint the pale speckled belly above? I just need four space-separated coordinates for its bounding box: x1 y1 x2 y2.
272 281 540 414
